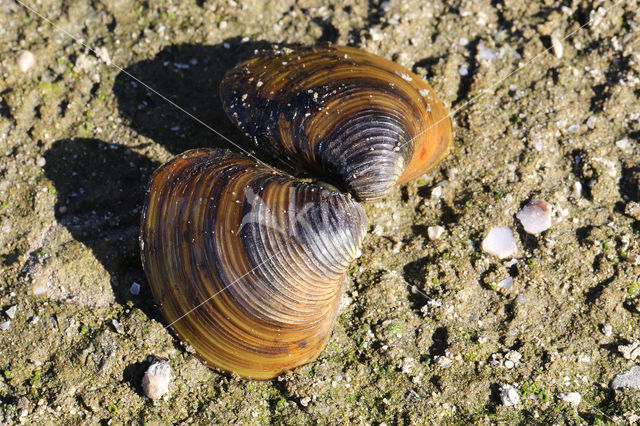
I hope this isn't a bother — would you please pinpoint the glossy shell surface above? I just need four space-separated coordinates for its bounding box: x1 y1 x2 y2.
140 149 367 379
220 44 453 201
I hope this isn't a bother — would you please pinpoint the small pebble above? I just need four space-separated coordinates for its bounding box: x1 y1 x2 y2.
458 67 469 76
130 282 141 295
602 323 612 337
616 138 629 149
300 396 310 407
95 47 111 65
558 392 581 407
434 355 453 368
36 157 46 167
32 285 46 295
478 44 496 61
611 365 640 390
17 50 35 72
481 227 517 259
504 360 514 369
427 225 445 240
497 277 513 291
5 305 17 319
618 340 640 361
499 384 520 406
431 186 443 199
0 320 10 331
516 199 552 234
550 33 563 58
112 319 124 334
505 350 522 363
142 358 171 400
574 181 582 197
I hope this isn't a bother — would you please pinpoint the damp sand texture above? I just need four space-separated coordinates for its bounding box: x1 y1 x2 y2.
1 0 640 423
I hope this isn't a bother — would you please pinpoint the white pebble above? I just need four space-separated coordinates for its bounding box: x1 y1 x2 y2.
95 47 111 65
504 360 514 369
497 277 513 290
611 366 640 390
499 384 520 406
0 320 10 331
558 392 581 407
32 285 46 295
36 157 46 167
574 181 582 197
478 44 496 61
17 50 35 72
481 227 517 259
130 282 141 295
458 67 469 76
551 34 563 59
142 359 171 400
431 186 443 199
602 323 612 337
5 305 17 319
516 199 552 234
459 37 469 46
427 225 445 240
618 340 640 361
616 138 629 149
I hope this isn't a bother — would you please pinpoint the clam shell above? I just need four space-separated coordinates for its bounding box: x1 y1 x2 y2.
140 149 367 379
220 44 453 201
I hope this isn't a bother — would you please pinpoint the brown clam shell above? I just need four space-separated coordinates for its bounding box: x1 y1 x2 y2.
140 149 367 379
220 44 453 201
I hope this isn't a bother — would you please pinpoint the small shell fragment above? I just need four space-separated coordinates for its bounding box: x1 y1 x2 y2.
5 305 17 319
142 358 171 400
551 33 563 59
499 384 520 406
558 392 581 407
427 225 445 240
618 340 640 361
17 50 35 72
516 199 552 234
482 227 517 259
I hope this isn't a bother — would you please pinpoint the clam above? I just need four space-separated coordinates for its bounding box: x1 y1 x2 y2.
141 149 367 379
141 45 453 379
220 44 453 201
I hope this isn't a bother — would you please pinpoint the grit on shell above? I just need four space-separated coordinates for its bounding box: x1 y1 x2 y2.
0 0 639 423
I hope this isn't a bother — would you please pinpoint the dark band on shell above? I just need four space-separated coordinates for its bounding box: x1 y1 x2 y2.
220 44 453 201
141 149 367 379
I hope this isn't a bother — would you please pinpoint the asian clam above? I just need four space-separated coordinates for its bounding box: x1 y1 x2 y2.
140 45 453 379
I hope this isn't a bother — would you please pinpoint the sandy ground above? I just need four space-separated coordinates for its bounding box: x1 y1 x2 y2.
1 0 640 423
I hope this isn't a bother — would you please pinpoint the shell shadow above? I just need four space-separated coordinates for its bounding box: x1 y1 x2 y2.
44 40 292 317
43 138 159 315
113 38 280 157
